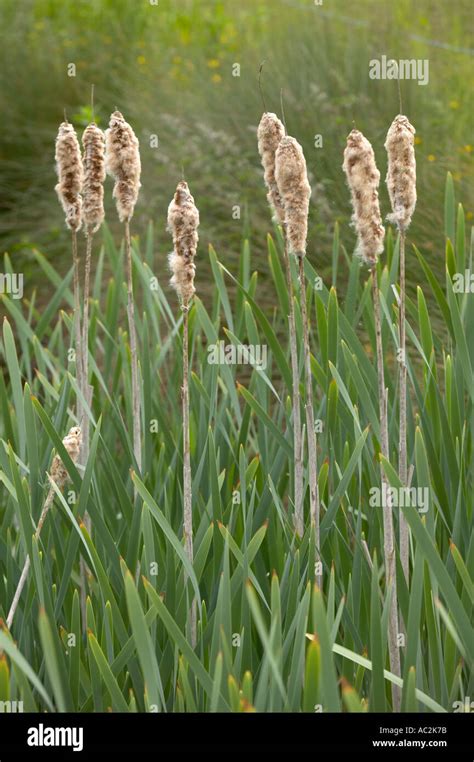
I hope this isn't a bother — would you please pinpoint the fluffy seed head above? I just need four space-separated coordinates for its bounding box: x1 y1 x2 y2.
257 112 286 225
275 135 311 256
82 123 106 235
384 114 416 231
50 426 82 487
342 129 385 265
167 181 200 306
55 122 84 231
105 111 141 222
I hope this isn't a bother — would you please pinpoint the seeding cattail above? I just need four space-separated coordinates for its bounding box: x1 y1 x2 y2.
6 427 82 630
55 120 84 429
257 112 286 225
81 122 106 468
167 181 200 307
274 133 319 563
82 123 106 235
343 127 400 707
385 115 417 586
385 114 417 232
168 180 199 647
105 111 141 223
342 129 385 265
55 121 84 232
275 136 311 256
106 111 142 474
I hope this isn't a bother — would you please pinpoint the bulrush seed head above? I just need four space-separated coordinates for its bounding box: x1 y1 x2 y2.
105 111 141 223
82 123 106 235
342 129 385 266
384 114 417 231
167 181 200 306
275 135 311 256
50 426 83 488
257 112 286 225
55 122 84 232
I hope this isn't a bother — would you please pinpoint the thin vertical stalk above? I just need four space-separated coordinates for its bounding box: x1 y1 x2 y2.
81 233 93 467
372 266 401 711
282 231 304 537
125 220 142 476
72 230 83 425
182 305 196 646
398 230 409 585
298 254 320 583
6 483 55 630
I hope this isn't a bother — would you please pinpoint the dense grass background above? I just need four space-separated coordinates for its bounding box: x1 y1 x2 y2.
0 173 472 711
0 0 473 302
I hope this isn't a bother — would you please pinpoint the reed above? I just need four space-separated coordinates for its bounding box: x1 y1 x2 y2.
343 128 401 710
385 114 417 585
167 180 200 648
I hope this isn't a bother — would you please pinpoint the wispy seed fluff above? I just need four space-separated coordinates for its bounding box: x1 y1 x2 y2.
105 111 141 222
275 136 311 256
82 123 106 235
342 129 385 266
50 426 82 488
257 112 286 225
167 181 200 306
55 122 83 231
384 115 417 231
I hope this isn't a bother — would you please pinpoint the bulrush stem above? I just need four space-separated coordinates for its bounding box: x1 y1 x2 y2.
6 484 55 629
283 232 304 537
82 233 93 458
298 254 320 581
72 230 83 425
182 305 196 647
372 266 401 711
398 230 409 585
125 220 142 476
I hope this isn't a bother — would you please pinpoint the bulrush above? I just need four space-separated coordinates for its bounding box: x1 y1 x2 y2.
275 135 311 256
55 121 84 232
167 181 199 307
168 180 200 648
385 114 417 586
343 127 401 709
258 113 303 537
257 112 286 225
385 115 417 232
275 133 319 572
81 121 106 467
105 110 141 223
6 427 83 630
105 110 142 474
342 129 385 265
55 120 84 427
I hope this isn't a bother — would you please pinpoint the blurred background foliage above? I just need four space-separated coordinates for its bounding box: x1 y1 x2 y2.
0 0 472 304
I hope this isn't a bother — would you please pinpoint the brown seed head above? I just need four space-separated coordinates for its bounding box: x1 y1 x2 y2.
342 129 385 265
384 114 417 231
105 111 141 222
167 181 200 306
82 123 106 235
275 135 311 256
50 426 83 488
257 112 286 225
55 122 84 231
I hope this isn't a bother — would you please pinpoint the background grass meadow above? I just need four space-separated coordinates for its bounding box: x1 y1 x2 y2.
0 0 473 716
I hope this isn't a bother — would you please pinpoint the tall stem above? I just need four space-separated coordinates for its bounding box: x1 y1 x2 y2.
182 305 196 646
398 230 409 585
282 231 304 536
72 230 83 425
298 255 320 583
372 266 401 711
81 233 93 470
125 220 142 476
6 483 55 630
